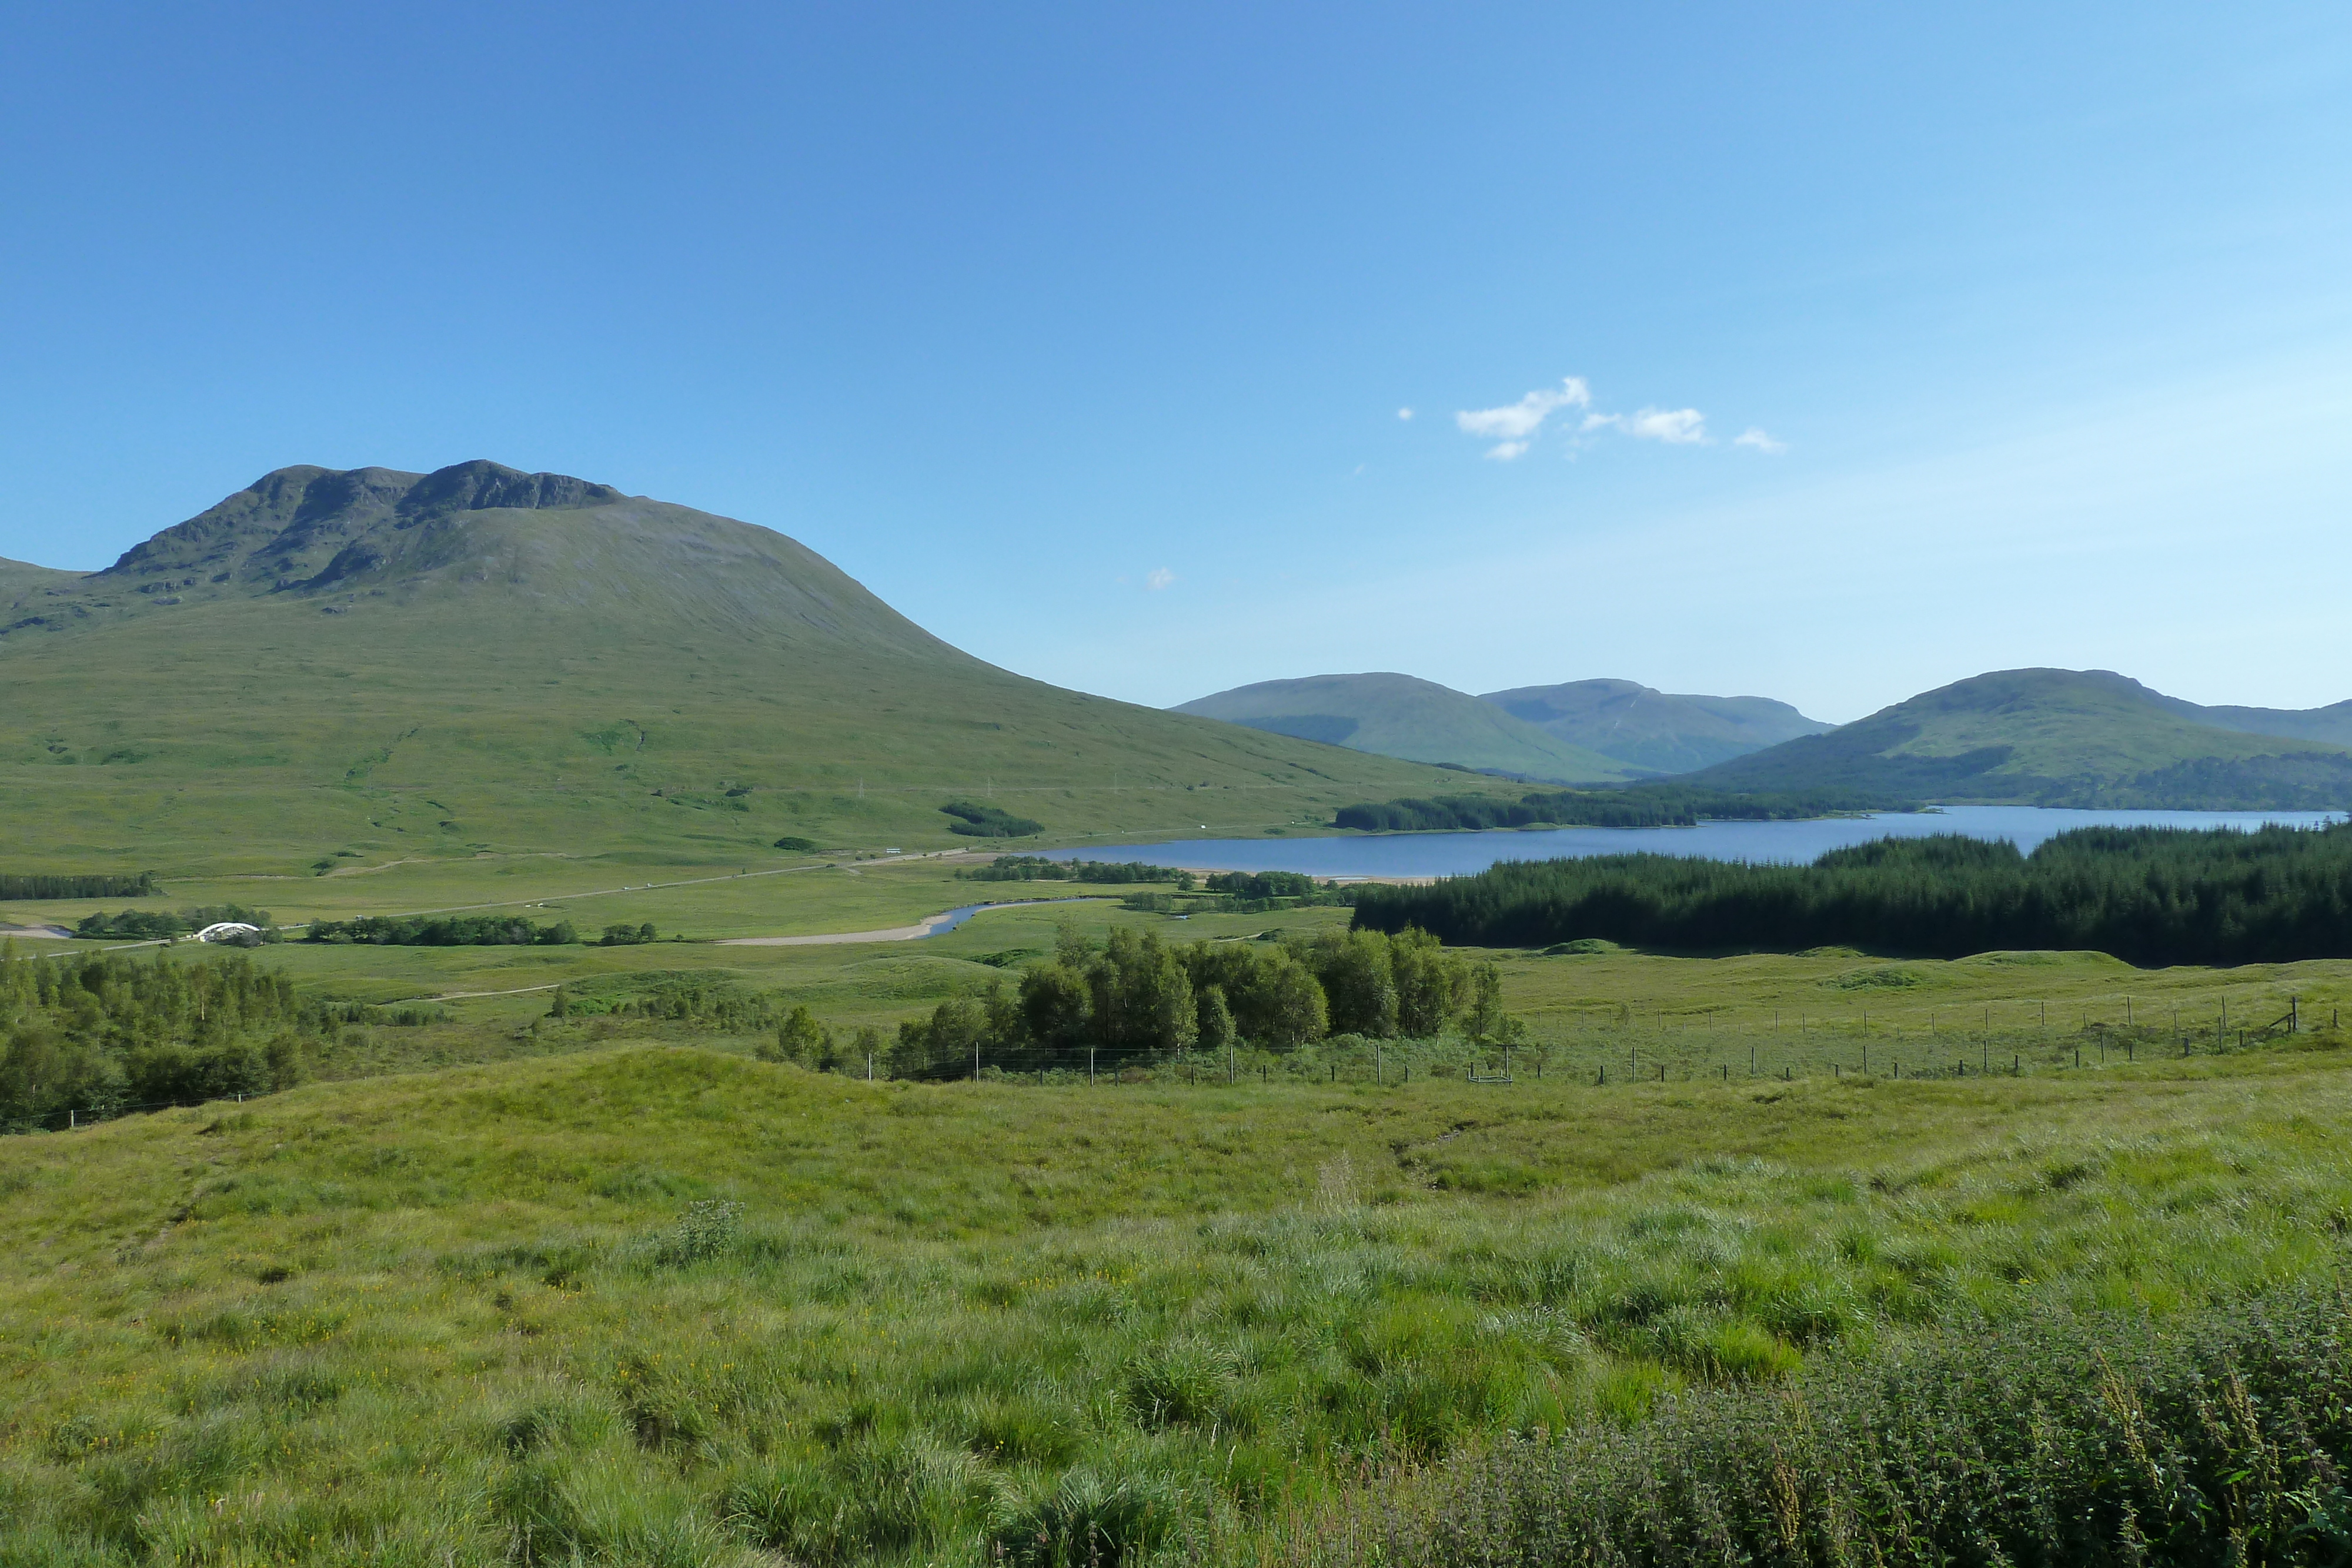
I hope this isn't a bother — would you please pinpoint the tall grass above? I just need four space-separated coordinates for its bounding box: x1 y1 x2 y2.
1278 1285 2352 1567
2 1044 2349 1564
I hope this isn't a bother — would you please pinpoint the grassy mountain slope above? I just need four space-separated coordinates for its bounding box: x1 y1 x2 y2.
0 554 75 600
2125 680 2352 750
1173 672 1637 783
0 463 1486 874
1481 678 1829 774
1692 667 2352 807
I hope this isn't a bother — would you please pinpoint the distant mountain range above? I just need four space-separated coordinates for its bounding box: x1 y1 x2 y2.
1183 666 2352 813
0 462 1476 871
1481 679 1830 773
1691 668 2352 808
1175 673 1828 780
1172 674 1642 783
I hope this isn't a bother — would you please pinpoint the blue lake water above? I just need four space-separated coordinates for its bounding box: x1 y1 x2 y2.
1045 807 2344 879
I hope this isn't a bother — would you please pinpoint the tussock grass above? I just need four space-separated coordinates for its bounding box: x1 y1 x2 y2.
4 1041 2351 1563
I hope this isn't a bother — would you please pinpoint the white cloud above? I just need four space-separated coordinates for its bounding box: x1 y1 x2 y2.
1455 377 1591 441
1585 407 1708 444
1146 566 1175 590
1396 407 1414 420
1452 376 1762 458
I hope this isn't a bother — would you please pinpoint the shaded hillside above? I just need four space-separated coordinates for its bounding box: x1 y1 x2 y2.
1692 668 2352 808
1481 678 1828 773
0 463 1484 873
1173 673 1635 782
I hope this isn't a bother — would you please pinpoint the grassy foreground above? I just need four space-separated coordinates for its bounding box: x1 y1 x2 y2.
5 1038 2351 1565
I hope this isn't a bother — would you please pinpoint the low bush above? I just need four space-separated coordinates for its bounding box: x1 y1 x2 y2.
1345 1285 2352 1568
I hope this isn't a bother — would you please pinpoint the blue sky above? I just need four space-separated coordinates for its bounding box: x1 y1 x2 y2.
4 3 2348 722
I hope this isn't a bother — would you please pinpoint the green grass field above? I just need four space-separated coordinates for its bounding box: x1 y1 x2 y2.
5 1027 2349 1566
5 853 2352 1564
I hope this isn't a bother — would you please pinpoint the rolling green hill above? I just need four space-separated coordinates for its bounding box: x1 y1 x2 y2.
1692 668 2352 807
0 462 1489 875
1480 678 1828 774
1172 672 1638 783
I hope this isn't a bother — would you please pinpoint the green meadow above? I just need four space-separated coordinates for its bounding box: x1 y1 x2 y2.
5 847 2352 1564
6 1032 2351 1566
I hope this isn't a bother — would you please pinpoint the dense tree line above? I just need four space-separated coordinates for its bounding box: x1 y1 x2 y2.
306 914 580 946
940 800 1043 838
875 923 1495 1078
75 904 277 941
1 945 309 1129
961 857 1194 885
1202 870 1327 900
1351 822 2352 967
0 872 159 900
1335 784 1909 833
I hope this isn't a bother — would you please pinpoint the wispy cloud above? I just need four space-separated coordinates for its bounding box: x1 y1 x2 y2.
1585 407 1708 444
1451 376 1773 458
1396 407 1414 420
1146 566 1175 590
1455 377 1591 458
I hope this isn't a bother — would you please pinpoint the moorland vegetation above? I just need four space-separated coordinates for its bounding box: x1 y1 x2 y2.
0 462 1495 874
5 1040 2352 1566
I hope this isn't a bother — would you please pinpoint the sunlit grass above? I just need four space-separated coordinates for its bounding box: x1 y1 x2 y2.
5 1039 2350 1564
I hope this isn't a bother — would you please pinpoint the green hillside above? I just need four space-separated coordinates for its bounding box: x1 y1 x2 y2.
0 554 74 599
1480 677 1828 773
1172 673 1636 783
1693 667 2352 807
0 463 1491 875
2136 682 2352 749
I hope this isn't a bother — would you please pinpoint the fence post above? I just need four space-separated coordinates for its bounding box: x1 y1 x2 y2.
974 1040 980 1081
866 1052 873 1082
68 1109 76 1130
1090 1047 1097 1087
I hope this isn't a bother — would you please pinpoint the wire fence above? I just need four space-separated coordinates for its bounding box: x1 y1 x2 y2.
847 994 2332 1090
3 1088 279 1138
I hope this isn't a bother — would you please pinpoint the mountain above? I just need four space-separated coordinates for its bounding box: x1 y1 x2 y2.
1690 668 2352 808
1479 678 1830 774
0 462 1486 873
1172 673 1638 783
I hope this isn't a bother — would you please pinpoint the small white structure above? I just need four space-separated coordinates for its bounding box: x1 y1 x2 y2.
193 922 264 945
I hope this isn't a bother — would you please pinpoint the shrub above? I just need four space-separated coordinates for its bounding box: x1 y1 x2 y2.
940 801 1044 838
1356 1285 2352 1568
